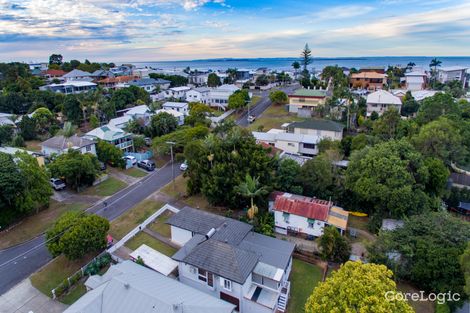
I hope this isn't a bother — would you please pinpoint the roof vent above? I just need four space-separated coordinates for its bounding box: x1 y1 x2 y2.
205 228 216 239
223 222 228 227
124 283 130 289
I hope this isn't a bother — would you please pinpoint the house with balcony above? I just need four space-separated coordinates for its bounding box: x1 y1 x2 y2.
61 69 93 82
366 89 402 116
97 76 136 90
40 134 96 157
162 102 189 116
165 86 191 100
438 66 468 88
167 207 295 313
404 70 427 91
84 125 133 152
271 192 349 238
208 84 240 110
350 71 386 91
287 88 329 115
253 129 320 156
186 87 210 104
39 81 97 94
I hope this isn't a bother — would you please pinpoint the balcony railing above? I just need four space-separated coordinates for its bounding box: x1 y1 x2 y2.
115 141 133 150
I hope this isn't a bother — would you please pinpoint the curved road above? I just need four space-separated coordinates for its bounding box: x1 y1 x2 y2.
0 162 180 295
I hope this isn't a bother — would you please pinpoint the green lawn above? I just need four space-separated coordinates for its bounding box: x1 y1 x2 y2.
147 210 174 238
0 201 87 250
83 177 127 197
109 199 164 240
25 140 42 152
31 254 96 298
287 259 323 313
59 283 87 304
124 167 148 178
125 232 177 257
247 104 306 131
160 175 211 212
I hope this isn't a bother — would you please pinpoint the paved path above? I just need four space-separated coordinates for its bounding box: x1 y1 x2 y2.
0 161 181 296
0 279 67 313
236 84 299 127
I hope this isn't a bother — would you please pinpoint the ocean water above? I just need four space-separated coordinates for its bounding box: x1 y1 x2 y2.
130 56 470 72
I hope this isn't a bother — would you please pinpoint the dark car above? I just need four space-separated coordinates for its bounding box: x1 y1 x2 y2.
137 159 156 171
99 161 107 171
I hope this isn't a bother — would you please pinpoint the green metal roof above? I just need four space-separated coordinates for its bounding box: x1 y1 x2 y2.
291 89 327 97
288 119 344 132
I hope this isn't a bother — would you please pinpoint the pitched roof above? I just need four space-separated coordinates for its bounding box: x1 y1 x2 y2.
86 125 129 141
273 194 331 221
62 69 92 78
366 89 402 105
351 72 386 79
163 102 188 108
288 119 344 132
41 135 94 150
290 89 327 97
43 69 66 76
64 261 235 313
98 75 135 84
125 105 150 116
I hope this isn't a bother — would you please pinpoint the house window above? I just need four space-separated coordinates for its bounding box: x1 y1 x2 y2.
298 98 305 102
86 145 91 152
223 278 232 291
283 212 290 223
303 143 315 149
308 218 315 228
287 143 295 147
198 268 207 282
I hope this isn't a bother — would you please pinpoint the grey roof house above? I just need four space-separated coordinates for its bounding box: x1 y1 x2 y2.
167 207 295 313
286 119 344 140
64 260 235 313
40 134 96 157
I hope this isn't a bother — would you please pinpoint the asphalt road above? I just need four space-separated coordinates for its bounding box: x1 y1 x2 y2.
236 84 299 127
0 162 181 295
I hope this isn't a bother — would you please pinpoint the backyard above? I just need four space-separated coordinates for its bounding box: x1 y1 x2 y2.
147 210 174 238
247 104 306 131
125 232 177 257
287 259 323 313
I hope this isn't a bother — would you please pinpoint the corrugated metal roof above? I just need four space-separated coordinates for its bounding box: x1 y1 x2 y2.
273 194 331 221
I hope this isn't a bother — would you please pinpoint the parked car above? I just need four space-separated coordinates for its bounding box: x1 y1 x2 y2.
99 161 107 171
137 159 156 171
180 161 188 171
50 178 66 191
144 137 152 146
247 115 256 123
123 155 137 166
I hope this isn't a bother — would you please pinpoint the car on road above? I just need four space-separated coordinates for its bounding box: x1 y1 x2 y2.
247 115 256 123
123 155 137 166
50 178 66 191
180 161 188 171
137 159 156 171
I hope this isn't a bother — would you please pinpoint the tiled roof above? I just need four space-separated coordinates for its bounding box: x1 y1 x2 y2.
43 69 66 76
98 75 136 84
273 194 331 221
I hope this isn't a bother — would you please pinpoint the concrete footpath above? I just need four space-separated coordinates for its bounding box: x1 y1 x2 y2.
0 279 67 313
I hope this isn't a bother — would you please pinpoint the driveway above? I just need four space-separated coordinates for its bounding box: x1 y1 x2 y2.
0 161 182 296
0 279 67 313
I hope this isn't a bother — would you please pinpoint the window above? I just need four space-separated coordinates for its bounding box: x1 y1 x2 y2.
287 143 295 147
283 212 290 223
198 268 207 282
223 278 232 291
86 145 91 152
308 218 315 228
303 143 315 149
299 98 305 102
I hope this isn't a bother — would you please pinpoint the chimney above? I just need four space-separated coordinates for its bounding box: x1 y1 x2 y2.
205 228 216 239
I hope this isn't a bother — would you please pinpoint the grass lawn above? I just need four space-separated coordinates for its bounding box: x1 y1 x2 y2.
247 104 306 131
250 95 261 106
0 201 87 250
109 199 164 240
125 232 177 257
124 167 148 178
25 140 42 152
30 253 96 298
59 283 87 305
287 259 323 313
160 175 187 198
83 177 127 197
147 210 174 238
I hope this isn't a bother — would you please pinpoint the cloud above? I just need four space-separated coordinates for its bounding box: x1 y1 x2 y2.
311 5 375 21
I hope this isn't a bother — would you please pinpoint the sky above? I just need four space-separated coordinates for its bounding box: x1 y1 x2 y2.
0 0 469 62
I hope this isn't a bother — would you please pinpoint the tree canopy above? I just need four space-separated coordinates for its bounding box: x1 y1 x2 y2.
269 90 288 105
148 111 179 137
207 73 221 87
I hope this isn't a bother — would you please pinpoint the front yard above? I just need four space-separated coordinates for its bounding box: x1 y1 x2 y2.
0 201 87 249
82 177 127 197
287 259 323 313
247 104 306 131
123 167 148 178
125 232 177 257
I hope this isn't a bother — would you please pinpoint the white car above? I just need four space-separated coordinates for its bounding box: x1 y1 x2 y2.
180 161 188 171
123 155 137 166
247 115 256 123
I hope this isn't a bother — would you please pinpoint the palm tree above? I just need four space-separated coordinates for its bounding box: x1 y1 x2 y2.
57 121 77 138
429 58 442 88
235 174 268 220
406 62 416 71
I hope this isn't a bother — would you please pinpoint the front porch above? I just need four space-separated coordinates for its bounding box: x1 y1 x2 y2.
244 280 290 313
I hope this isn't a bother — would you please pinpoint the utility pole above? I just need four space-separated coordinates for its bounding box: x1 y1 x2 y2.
166 141 176 189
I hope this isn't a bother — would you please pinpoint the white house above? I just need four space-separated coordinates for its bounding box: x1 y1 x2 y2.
39 81 97 94
162 102 189 116
286 119 344 141
405 70 427 91
186 87 210 104
438 66 468 88
366 89 402 116
253 129 320 156
272 192 349 237
85 125 133 152
165 86 191 100
109 105 152 129
167 207 295 313
40 135 96 157
124 78 171 92
208 84 240 110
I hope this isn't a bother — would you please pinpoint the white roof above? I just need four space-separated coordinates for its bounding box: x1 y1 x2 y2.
156 108 183 118
406 76 424 83
252 131 320 145
125 105 150 116
108 115 132 128
215 84 239 92
405 71 426 77
0 146 34 155
170 86 191 92
129 244 178 276
49 81 97 87
366 90 402 105
439 66 468 72
411 90 438 101
163 102 188 108
67 261 235 313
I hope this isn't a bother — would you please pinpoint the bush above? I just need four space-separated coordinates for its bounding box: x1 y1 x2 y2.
175 152 185 162
96 140 125 168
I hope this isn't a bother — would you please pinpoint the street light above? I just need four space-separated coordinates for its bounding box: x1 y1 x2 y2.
166 141 176 189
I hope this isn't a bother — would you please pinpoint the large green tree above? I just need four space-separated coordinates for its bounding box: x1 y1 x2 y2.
63 95 82 125
275 158 302 194
96 140 125 168
228 90 250 110
416 92 460 125
298 154 336 200
148 111 179 137
319 226 351 263
269 90 288 105
305 261 414 313
207 73 221 87
0 152 25 226
369 212 470 302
